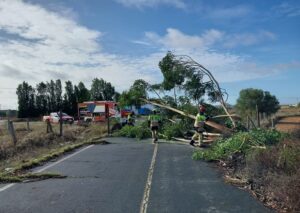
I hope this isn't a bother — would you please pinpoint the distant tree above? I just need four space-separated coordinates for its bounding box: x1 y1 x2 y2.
118 79 148 108
236 88 279 118
63 81 77 115
129 79 148 108
261 91 280 116
118 90 131 108
16 81 36 118
114 91 121 102
55 79 62 110
77 82 90 102
36 82 48 115
103 82 115 101
90 78 116 101
90 78 103 100
46 80 56 112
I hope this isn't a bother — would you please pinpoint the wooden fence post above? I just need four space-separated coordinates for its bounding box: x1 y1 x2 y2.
8 121 17 146
106 105 110 136
46 119 53 133
247 116 250 130
271 118 275 129
26 118 30 131
59 109 63 137
256 104 260 128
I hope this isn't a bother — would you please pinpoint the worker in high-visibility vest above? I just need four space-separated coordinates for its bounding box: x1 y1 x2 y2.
148 109 161 143
127 112 134 126
190 105 209 147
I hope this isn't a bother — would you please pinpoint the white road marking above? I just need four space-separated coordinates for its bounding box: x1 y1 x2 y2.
36 145 94 173
0 144 94 193
140 143 159 213
0 183 15 192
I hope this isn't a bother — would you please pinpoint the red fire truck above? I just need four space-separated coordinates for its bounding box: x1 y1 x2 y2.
78 101 119 122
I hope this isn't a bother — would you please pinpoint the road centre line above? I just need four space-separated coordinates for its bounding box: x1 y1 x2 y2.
140 142 159 213
0 144 94 193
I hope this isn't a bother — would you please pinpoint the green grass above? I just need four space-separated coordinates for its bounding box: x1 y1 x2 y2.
193 129 284 161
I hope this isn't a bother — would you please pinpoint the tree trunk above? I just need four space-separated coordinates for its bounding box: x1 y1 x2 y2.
173 88 177 106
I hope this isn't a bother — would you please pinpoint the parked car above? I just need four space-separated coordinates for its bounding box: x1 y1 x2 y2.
43 112 74 124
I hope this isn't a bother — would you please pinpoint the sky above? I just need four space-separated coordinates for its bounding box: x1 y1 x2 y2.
0 0 299 109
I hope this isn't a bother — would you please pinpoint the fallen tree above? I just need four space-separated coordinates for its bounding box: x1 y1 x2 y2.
158 52 236 128
142 98 232 134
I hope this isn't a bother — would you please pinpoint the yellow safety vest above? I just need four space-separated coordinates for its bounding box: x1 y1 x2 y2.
148 114 161 127
194 113 206 128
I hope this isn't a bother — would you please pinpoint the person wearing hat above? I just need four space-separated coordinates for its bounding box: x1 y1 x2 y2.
148 109 161 143
190 105 209 147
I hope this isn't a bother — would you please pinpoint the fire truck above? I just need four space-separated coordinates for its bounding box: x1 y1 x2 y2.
78 101 119 122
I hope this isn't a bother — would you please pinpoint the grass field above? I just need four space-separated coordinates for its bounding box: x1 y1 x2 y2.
0 120 107 173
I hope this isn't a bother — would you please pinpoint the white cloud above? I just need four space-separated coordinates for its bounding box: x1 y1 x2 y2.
142 28 275 49
207 5 252 19
137 28 297 84
272 2 300 17
0 0 160 109
0 1 297 109
223 30 276 48
144 28 224 50
114 0 186 9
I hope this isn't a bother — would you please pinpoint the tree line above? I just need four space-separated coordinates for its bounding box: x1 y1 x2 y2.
16 78 118 118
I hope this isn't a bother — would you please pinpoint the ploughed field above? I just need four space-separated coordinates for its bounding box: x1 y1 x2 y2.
275 116 300 132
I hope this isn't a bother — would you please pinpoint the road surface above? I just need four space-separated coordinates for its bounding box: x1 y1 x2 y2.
0 137 272 213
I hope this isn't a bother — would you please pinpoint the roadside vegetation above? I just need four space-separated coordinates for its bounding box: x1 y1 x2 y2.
113 120 151 140
0 121 108 183
193 129 300 212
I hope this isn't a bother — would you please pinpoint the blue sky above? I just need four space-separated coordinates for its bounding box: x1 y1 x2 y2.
0 0 299 109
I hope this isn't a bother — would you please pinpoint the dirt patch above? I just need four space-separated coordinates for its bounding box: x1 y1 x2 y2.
276 116 300 132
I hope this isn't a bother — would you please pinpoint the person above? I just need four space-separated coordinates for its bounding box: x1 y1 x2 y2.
127 112 134 126
148 109 161 143
190 105 209 147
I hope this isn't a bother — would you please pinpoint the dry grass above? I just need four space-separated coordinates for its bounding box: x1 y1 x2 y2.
0 121 108 173
243 136 300 212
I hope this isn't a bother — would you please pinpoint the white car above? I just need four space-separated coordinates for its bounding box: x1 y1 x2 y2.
43 112 74 124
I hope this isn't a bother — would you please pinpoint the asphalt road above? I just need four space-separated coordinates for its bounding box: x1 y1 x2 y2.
0 137 272 213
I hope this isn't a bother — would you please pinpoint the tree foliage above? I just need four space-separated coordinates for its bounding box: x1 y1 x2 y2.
158 52 215 105
236 88 280 117
90 78 116 101
16 80 96 117
118 79 148 108
16 82 36 118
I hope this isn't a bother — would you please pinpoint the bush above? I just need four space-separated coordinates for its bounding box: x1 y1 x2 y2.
193 129 283 161
245 138 300 212
114 121 151 140
162 122 185 140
